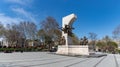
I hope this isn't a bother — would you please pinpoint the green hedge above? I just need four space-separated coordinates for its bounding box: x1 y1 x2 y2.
0 48 19 52
0 47 43 52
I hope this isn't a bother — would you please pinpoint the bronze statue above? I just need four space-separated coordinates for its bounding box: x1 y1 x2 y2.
62 25 74 36
80 36 88 45
80 38 83 45
59 36 66 45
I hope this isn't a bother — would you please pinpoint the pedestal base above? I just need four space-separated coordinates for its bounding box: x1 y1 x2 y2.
56 45 89 55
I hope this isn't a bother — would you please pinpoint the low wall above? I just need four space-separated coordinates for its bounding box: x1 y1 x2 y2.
56 45 89 55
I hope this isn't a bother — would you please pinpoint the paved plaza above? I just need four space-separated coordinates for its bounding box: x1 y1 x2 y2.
0 52 120 67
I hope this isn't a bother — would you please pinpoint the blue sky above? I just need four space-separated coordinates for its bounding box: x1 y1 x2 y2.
0 0 120 39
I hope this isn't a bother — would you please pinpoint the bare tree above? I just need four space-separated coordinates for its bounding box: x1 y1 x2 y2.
40 16 61 50
18 22 37 40
0 22 5 37
102 35 118 53
0 23 5 47
70 34 79 45
102 35 111 43
41 16 60 35
88 32 97 51
16 21 37 47
4 24 22 47
112 25 120 46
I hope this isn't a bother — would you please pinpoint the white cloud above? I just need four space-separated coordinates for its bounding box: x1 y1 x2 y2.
12 8 36 23
3 0 36 24
0 13 23 25
0 14 5 16
5 0 33 5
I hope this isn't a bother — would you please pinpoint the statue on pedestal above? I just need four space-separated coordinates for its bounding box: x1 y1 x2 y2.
80 36 88 45
56 14 90 56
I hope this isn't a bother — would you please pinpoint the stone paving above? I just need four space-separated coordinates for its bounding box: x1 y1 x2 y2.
0 52 119 67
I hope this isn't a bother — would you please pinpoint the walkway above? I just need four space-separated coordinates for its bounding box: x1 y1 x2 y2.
0 52 119 67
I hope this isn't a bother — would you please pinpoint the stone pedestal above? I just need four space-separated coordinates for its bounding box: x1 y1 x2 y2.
56 45 89 55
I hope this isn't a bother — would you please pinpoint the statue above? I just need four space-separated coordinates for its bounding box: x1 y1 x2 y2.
56 14 90 56
80 38 84 45
59 36 66 45
62 25 74 36
62 14 77 46
80 36 88 45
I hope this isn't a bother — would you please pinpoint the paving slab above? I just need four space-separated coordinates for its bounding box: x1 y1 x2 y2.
0 52 119 67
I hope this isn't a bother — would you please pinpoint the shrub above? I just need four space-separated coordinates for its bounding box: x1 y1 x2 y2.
0 47 49 52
